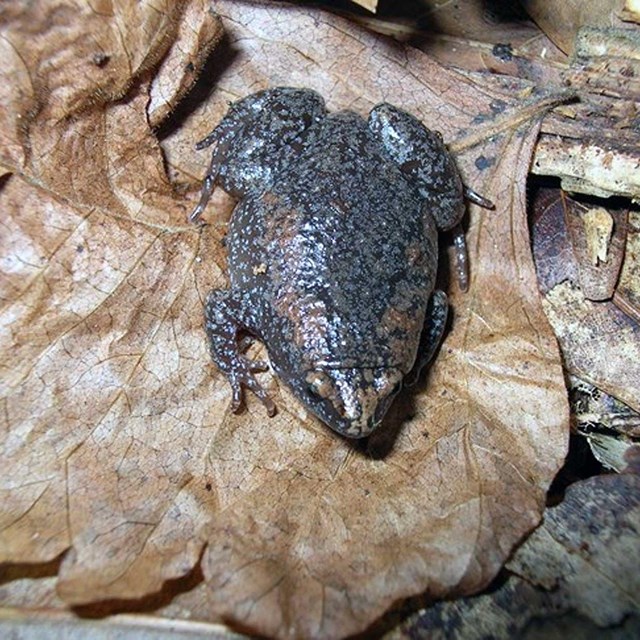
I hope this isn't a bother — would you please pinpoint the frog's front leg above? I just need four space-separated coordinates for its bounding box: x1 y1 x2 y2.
405 290 449 387
205 290 276 416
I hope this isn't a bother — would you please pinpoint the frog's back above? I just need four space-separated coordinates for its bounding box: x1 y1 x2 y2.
243 112 437 370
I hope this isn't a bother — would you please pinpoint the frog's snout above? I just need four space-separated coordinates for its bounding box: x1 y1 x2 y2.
305 366 403 439
343 412 383 439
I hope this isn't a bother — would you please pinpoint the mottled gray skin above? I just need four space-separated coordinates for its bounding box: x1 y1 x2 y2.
192 87 464 438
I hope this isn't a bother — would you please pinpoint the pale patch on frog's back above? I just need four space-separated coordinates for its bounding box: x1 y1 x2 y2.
273 290 331 365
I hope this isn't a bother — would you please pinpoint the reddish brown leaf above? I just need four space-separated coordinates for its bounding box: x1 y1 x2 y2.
615 212 640 323
563 198 628 301
520 0 625 53
531 188 640 414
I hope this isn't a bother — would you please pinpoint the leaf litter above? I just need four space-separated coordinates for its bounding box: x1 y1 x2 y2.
387 472 640 639
0 1 569 638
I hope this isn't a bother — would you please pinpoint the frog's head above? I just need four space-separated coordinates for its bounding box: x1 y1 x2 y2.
301 366 404 438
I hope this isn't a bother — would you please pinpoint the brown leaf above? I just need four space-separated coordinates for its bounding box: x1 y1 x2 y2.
1 1 568 638
622 0 640 24
0 0 221 579
148 5 224 128
348 3 569 91
0 608 245 640
520 0 625 53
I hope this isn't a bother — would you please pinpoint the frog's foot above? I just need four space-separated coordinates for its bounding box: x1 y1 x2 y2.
227 356 276 417
405 290 449 387
451 223 469 292
237 335 267 364
464 185 495 210
451 187 495 291
205 291 276 417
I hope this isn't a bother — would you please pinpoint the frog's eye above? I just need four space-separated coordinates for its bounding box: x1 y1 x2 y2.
306 371 332 399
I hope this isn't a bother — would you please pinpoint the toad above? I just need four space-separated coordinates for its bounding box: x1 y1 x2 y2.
190 87 489 438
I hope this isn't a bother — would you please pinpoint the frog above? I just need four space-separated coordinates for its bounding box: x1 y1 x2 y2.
190 87 486 439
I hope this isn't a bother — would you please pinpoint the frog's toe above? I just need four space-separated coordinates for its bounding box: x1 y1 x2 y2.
252 385 277 417
237 335 255 353
247 359 270 373
237 337 271 373
228 364 276 417
229 379 244 414
242 373 276 416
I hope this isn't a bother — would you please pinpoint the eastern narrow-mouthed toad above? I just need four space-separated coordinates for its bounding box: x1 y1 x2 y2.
191 87 475 438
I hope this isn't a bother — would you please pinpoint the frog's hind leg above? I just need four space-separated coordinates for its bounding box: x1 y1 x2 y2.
205 290 276 416
368 103 465 232
405 290 449 387
368 104 494 291
189 87 327 222
368 104 468 291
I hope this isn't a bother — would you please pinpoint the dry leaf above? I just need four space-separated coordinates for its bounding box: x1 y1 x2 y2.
543 283 640 410
531 187 640 414
148 4 224 127
563 197 628 301
583 208 614 266
615 212 640 323
0 610 244 640
1 1 568 638
349 0 378 13
622 0 640 23
386 473 640 639
338 0 569 91
520 0 624 53
509 473 640 625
